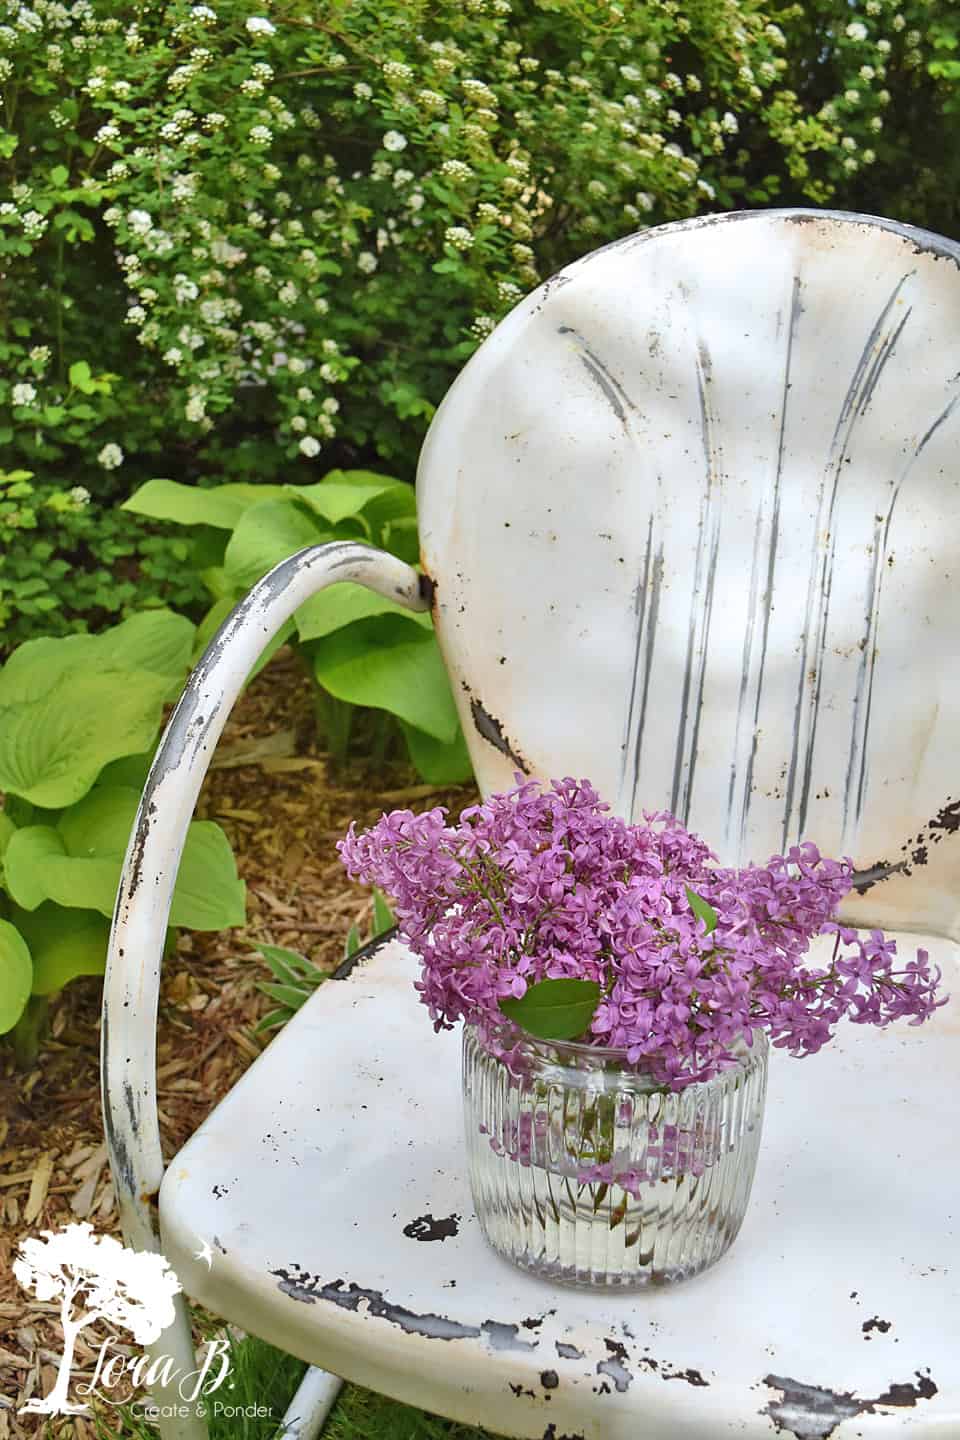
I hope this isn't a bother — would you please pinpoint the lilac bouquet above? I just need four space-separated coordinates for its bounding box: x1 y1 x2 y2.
338 775 944 1092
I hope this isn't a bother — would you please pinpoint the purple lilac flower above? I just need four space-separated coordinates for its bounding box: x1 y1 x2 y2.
338 776 946 1092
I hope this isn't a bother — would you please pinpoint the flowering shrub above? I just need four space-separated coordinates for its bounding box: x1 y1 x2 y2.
339 776 945 1090
0 468 205 651
0 0 957 499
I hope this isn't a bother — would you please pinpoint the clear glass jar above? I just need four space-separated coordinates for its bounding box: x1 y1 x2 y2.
462 1023 768 1290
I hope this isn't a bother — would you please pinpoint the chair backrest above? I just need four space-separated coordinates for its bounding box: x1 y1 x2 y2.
417 209 960 941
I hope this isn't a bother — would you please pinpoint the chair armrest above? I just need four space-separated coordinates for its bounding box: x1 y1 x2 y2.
101 540 428 1251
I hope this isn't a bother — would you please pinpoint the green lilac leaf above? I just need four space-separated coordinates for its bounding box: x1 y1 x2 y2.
499 977 602 1041
685 886 718 934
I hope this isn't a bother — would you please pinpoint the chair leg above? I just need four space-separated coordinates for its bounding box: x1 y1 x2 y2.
148 1292 209 1440
277 1367 344 1439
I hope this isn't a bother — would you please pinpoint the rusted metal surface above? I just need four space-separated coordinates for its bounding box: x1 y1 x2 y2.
418 208 960 940
159 935 958 1438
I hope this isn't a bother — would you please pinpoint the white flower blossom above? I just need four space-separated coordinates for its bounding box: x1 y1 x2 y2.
290 415 307 432
69 485 91 506
445 225 474 251
357 251 378 273
721 111 738 134
441 160 473 183
249 124 272 145
321 396 340 415
98 442 124 469
299 436 321 457
11 382 37 407
845 21 868 41
246 16 275 35
185 395 206 422
163 347 184 365
382 130 408 152
354 82 372 100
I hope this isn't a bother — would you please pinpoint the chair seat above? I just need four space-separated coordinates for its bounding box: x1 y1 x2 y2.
159 933 960 1440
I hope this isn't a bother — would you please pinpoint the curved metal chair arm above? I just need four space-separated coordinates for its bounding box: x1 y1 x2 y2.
100 541 428 1253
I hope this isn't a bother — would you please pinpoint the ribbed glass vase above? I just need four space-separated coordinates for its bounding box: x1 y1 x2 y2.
462 1023 768 1289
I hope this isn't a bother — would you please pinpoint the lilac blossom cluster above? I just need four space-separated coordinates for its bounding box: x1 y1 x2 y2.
338 776 945 1090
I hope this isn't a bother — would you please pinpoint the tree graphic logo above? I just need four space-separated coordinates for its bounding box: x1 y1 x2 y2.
13 1221 182 1416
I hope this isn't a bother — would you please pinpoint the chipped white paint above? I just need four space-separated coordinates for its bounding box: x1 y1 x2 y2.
418 209 960 940
102 211 960 1440
160 933 960 1439
100 543 426 1438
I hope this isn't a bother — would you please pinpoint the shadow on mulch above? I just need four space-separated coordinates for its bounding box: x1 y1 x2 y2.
0 649 478 1437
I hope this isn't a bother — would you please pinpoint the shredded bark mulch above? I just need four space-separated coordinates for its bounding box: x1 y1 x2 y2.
0 649 478 1437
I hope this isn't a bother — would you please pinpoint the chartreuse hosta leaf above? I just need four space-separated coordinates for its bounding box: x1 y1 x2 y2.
223 497 334 591
500 978 603 1042
122 477 286 530
12 904 111 997
0 612 196 808
0 609 194 699
309 615 460 743
0 920 32 1033
295 584 433 643
0 668 172 808
399 720 473 785
4 785 246 930
685 886 718 934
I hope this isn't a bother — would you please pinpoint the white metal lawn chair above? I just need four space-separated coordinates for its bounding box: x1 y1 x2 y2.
102 209 960 1440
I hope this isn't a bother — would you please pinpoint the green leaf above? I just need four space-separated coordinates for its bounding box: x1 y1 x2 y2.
257 982 311 1010
50 164 69 186
295 583 431 642
0 920 32 1033
0 809 17 861
224 498 332 590
310 617 460 742
685 886 718 935
290 477 399 526
14 903 110 996
253 1007 291 1035
0 610 194 698
372 887 395 935
344 921 361 959
123 478 286 531
68 360 96 394
0 667 171 806
499 978 602 1042
4 786 245 929
257 944 313 984
400 720 473 784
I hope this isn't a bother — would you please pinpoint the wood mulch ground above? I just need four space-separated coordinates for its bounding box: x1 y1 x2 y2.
0 650 478 1437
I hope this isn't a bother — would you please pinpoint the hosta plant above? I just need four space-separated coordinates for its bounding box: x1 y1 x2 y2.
123 469 473 783
0 609 245 1063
